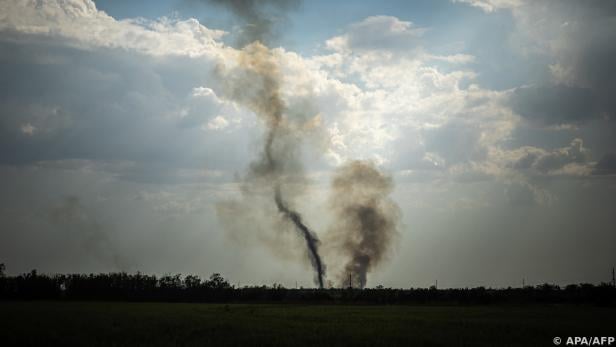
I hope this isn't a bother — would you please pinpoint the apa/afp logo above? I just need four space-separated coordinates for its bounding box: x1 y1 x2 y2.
553 336 615 346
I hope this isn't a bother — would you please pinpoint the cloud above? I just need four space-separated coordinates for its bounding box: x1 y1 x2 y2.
505 138 591 176
451 0 615 204
452 0 521 13
1 1 599 200
178 87 241 129
509 85 600 125
326 16 426 53
20 123 36 135
301 18 513 171
428 54 476 64
0 0 253 177
0 0 226 57
458 0 616 127
207 115 230 130
518 1 616 123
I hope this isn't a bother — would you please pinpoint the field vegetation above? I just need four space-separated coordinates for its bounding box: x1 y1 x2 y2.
2 301 615 346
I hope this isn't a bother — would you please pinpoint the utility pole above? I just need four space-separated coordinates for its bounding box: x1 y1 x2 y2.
349 273 353 289
612 267 615 287
522 277 525 288
435 280 438 290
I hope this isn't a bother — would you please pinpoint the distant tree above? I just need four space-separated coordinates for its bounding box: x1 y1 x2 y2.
159 274 182 289
184 275 201 289
580 283 595 290
206 273 230 289
565 284 579 291
0 268 613 304
537 283 559 291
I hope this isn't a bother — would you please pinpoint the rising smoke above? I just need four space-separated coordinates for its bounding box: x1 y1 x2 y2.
327 161 400 288
211 0 325 287
208 0 300 47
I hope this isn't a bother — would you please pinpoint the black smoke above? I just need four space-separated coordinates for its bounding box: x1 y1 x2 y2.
327 161 400 288
211 0 325 287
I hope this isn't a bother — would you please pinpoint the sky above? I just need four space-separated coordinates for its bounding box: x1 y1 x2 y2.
0 0 615 288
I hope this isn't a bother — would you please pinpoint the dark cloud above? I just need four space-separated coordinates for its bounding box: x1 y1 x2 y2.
509 139 589 175
508 0 616 126
593 153 616 175
0 39 248 176
550 0 616 95
509 85 600 125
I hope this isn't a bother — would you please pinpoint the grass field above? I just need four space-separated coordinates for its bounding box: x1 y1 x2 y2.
1 301 615 346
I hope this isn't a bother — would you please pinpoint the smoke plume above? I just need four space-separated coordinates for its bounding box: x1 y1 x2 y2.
212 0 325 287
327 161 400 288
274 186 324 288
208 0 300 47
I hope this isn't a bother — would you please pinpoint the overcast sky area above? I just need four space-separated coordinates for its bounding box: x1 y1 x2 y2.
1 0 615 288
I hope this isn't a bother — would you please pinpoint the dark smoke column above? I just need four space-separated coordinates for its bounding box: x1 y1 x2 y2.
274 187 324 288
210 0 325 288
328 161 400 288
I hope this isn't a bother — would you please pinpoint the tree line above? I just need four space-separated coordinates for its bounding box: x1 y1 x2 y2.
0 265 614 305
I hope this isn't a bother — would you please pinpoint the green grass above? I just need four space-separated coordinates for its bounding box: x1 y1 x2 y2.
1 301 614 346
